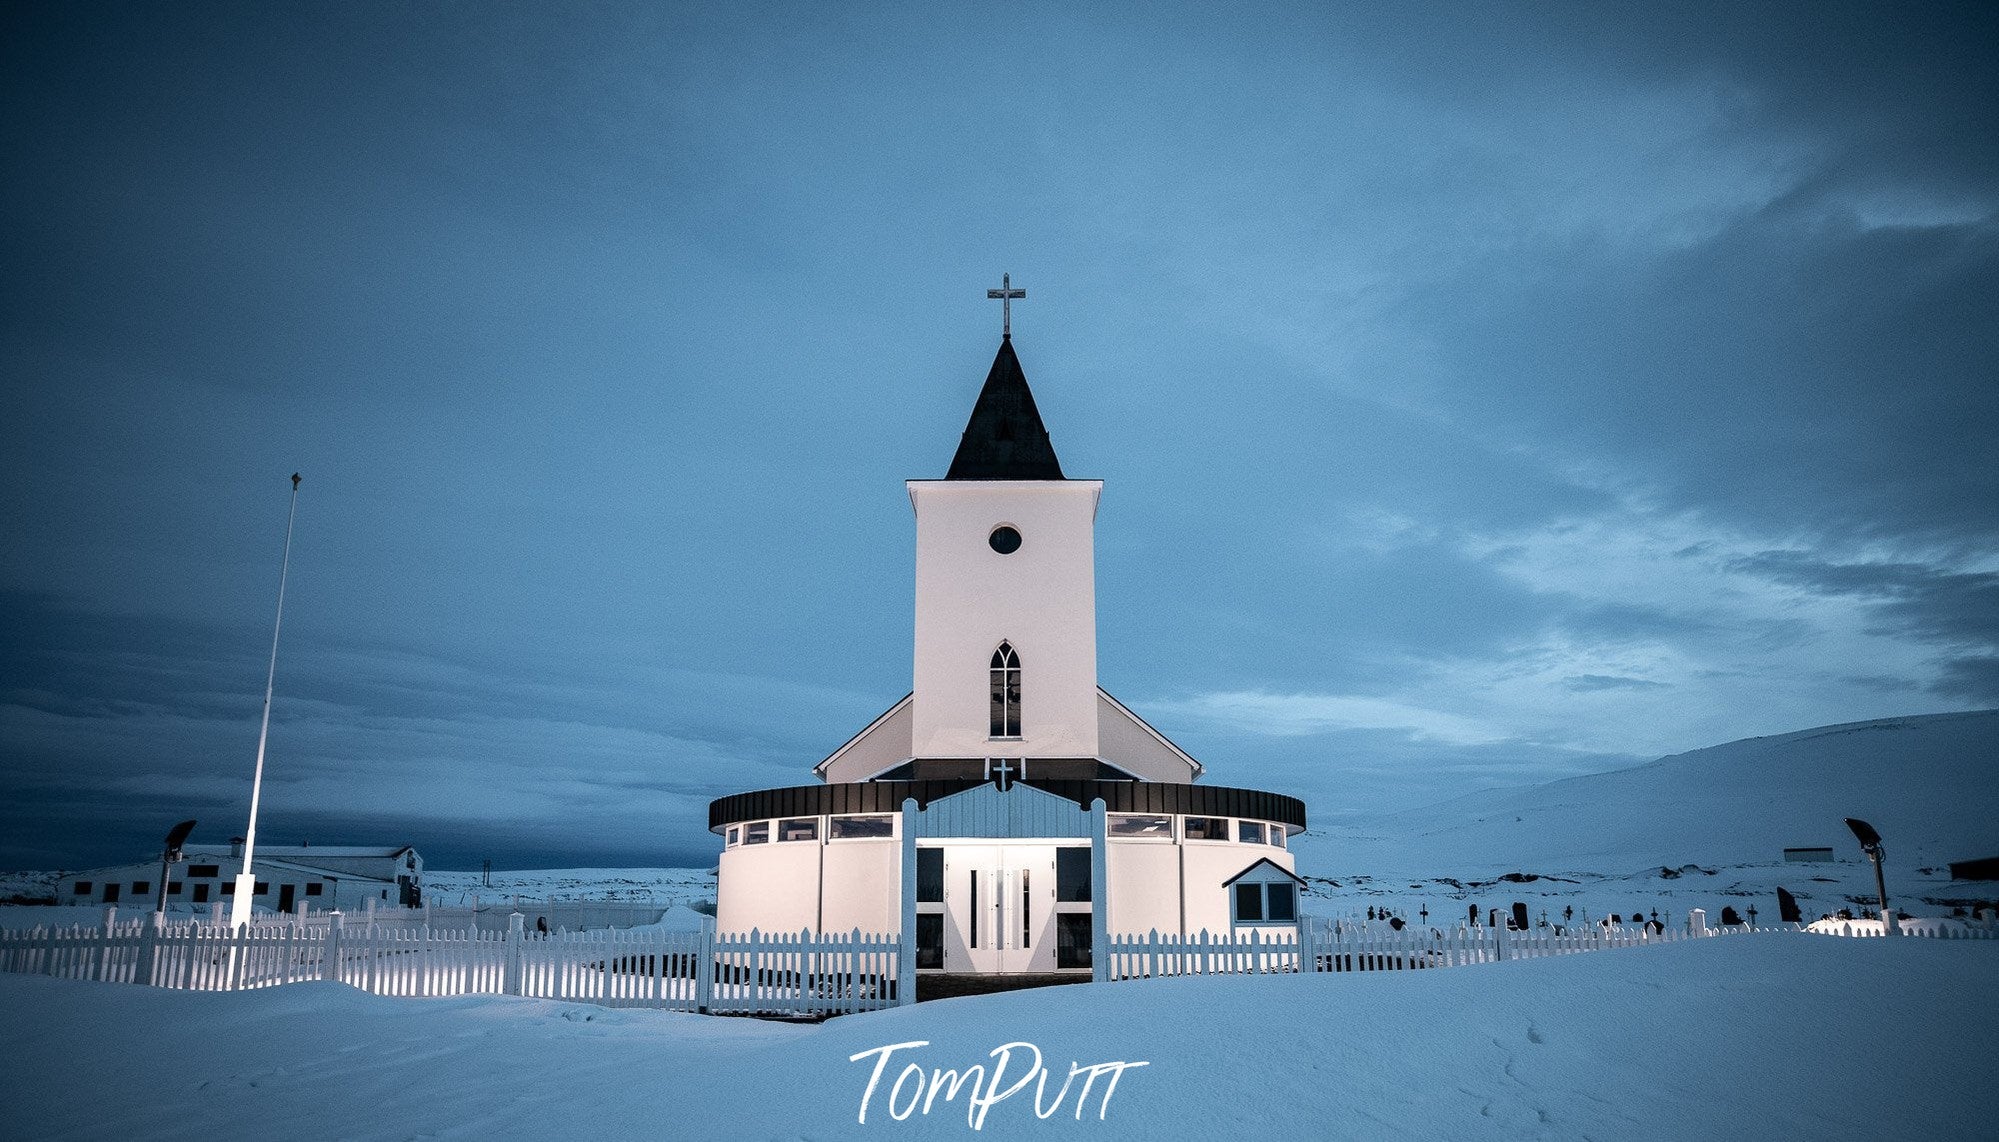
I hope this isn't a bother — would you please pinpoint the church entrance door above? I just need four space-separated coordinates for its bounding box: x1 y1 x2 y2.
941 844 1058 974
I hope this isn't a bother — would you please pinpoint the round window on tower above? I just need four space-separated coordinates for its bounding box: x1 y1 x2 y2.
988 525 1022 555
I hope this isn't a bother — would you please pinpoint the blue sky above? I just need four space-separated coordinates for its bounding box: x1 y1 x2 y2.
3 2 1994 870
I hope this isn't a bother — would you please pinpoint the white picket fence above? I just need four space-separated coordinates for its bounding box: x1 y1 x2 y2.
195 898 674 935
5 907 1991 1012
1102 912 1999 982
0 912 901 1016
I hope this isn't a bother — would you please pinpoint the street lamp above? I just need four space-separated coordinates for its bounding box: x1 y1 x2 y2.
1845 817 1895 936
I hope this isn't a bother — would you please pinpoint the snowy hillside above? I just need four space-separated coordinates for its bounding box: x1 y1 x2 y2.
1299 710 1999 876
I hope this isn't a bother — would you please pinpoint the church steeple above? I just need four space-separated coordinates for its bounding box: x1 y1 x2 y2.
945 337 1066 480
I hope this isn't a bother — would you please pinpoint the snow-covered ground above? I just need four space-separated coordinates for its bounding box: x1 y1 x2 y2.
422 866 716 908
4 711 1996 1137
2 934 1992 1140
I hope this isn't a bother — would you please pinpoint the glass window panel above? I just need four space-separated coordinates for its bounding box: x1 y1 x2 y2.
1234 882 1264 921
1238 821 1266 845
131 882 150 895
1110 814 1171 837
1022 871 1031 947
916 848 943 902
916 913 944 969
73 882 91 895
1267 883 1297 922
1269 826 1286 849
1056 848 1092 902
778 818 818 842
1057 914 1092 969
188 864 220 878
830 815 894 839
726 826 739 847
743 822 769 845
1184 816 1228 840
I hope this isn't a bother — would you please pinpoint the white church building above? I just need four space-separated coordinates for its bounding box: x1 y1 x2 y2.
710 316 1306 975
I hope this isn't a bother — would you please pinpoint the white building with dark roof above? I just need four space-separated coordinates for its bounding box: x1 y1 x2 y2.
56 841 421 915
709 325 1306 976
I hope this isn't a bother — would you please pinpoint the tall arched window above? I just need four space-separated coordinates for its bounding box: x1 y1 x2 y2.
989 641 1021 738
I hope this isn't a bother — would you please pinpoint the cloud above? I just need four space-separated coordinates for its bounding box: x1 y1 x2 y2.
1727 552 1999 647
1149 690 1510 747
1564 675 1670 693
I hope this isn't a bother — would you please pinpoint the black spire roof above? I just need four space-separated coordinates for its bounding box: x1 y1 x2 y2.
945 337 1065 480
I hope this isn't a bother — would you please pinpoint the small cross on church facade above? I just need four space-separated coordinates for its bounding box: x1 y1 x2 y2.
986 272 1025 337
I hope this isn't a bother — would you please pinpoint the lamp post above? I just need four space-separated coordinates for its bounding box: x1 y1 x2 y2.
231 473 301 929
1845 817 1894 936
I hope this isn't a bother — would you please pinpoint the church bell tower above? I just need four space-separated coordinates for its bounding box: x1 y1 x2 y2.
906 332 1103 765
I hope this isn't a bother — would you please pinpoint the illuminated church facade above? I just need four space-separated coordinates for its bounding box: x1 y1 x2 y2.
709 307 1306 975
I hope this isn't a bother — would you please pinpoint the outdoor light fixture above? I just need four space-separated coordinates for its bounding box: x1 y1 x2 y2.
1844 817 1895 936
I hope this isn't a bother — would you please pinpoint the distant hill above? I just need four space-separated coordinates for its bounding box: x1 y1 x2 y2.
1302 710 1999 875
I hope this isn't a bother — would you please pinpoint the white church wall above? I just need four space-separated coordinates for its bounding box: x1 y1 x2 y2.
715 838 822 935
820 840 901 936
908 480 1103 760
1095 691 1200 782
817 695 914 784
1106 840 1182 937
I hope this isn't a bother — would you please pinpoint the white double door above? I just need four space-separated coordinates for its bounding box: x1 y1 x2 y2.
942 845 1057 974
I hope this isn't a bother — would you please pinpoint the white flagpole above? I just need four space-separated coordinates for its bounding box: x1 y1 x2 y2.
230 473 301 929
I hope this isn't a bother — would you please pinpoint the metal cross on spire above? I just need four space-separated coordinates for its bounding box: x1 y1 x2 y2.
986 272 1025 337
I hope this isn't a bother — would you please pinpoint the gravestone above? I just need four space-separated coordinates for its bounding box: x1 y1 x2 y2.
1777 886 1802 924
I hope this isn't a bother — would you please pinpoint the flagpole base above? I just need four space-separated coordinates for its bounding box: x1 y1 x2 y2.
228 873 258 928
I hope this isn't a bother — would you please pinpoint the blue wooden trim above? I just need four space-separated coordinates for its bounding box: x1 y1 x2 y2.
899 798 917 1005
914 781 1093 839
1090 798 1109 984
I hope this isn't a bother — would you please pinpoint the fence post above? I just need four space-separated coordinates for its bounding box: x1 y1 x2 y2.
899 797 917 1006
1688 908 1708 937
696 918 715 1014
1301 920 1318 973
324 911 344 983
1494 920 1508 962
505 912 524 996
136 910 160 987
